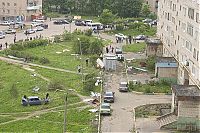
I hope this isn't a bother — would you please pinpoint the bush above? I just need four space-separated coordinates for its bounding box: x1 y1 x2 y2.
39 57 50 64
54 35 61 43
83 73 97 92
10 39 48 50
116 24 124 31
84 29 93 36
48 81 64 91
63 32 74 41
146 56 156 71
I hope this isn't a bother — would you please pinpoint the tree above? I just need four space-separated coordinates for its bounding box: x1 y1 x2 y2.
99 9 115 25
140 4 151 17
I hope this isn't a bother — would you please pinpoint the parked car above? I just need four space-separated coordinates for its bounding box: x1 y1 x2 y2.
32 19 45 23
115 33 127 39
24 29 36 34
28 96 42 106
5 29 16 34
40 23 48 29
142 18 153 23
36 26 44 31
119 81 128 92
53 20 69 25
104 91 115 103
0 31 6 39
75 20 85 26
134 35 147 40
84 20 92 26
31 22 43 27
100 103 111 115
0 21 10 26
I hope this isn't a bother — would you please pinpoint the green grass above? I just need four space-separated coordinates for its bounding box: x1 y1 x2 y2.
0 116 14 124
105 27 157 37
122 42 146 53
130 84 171 94
0 108 96 133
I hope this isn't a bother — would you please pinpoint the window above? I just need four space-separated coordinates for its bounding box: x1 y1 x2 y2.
181 22 186 32
7 10 10 13
183 7 187 16
194 30 199 40
197 51 199 61
7 3 10 6
187 23 194 36
14 3 17 6
172 17 175 23
188 8 194 19
172 4 176 11
193 48 196 59
196 13 199 23
2 2 5 6
192 65 195 75
185 41 192 52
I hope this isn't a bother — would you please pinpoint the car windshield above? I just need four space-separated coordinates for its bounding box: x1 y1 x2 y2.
120 83 127 87
101 105 110 109
105 92 113 96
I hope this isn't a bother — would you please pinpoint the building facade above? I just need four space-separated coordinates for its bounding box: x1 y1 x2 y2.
0 0 42 21
144 0 159 13
157 0 200 86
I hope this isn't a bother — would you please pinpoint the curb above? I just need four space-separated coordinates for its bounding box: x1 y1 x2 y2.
132 91 172 95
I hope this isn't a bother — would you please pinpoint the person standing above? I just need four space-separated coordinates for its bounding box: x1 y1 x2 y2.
0 44 2 50
5 42 8 49
14 34 16 43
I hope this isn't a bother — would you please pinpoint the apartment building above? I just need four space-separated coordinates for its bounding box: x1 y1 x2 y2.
157 0 200 86
0 0 42 21
144 0 159 13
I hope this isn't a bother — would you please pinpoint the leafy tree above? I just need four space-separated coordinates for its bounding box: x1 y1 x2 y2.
89 39 103 55
99 9 115 25
140 4 151 17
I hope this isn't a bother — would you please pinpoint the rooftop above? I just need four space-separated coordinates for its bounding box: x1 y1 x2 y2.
172 85 200 97
156 57 177 63
145 38 162 45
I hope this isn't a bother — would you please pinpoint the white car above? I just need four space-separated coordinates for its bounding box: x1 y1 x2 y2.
32 19 45 23
24 29 36 34
5 29 16 34
115 33 127 39
119 81 128 92
36 26 44 31
31 22 42 27
100 103 111 115
0 31 6 39
1 21 10 26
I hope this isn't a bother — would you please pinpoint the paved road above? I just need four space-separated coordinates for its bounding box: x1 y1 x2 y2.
101 73 171 133
0 20 88 49
99 33 171 133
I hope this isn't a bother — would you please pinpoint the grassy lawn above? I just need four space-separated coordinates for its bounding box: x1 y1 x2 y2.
123 42 146 53
105 27 157 37
0 61 98 132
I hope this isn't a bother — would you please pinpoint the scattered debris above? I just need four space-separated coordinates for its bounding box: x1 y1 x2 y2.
32 86 40 93
88 109 98 113
56 52 62 54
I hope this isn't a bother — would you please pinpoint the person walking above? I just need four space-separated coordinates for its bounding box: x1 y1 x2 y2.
0 44 2 50
106 47 109 53
5 42 8 49
77 65 81 73
14 34 16 43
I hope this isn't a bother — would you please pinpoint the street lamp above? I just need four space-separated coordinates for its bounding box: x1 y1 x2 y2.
63 93 68 133
77 38 84 82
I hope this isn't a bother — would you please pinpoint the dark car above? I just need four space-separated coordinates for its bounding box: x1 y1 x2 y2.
135 35 147 40
53 20 69 25
28 96 42 106
75 20 85 26
104 91 115 103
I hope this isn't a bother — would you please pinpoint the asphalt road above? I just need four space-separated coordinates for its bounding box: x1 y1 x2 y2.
0 20 88 49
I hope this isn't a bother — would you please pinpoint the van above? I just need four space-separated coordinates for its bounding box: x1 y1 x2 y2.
119 82 128 92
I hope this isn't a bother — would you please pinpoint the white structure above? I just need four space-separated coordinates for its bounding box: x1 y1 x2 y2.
157 0 200 86
103 54 117 71
0 0 42 21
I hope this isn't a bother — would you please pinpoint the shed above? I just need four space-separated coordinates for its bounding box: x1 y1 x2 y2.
145 38 163 57
155 57 178 81
171 85 200 131
103 54 117 71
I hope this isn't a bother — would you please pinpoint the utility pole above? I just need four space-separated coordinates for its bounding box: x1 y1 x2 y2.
63 93 67 133
78 38 84 82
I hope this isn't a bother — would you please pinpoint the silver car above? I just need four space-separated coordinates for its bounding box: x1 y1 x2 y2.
104 91 115 103
100 103 111 115
119 82 128 92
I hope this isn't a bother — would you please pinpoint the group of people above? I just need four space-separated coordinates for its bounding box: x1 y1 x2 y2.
106 45 115 53
0 42 8 50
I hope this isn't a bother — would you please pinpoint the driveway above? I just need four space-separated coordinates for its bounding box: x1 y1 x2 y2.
100 33 171 133
101 72 171 133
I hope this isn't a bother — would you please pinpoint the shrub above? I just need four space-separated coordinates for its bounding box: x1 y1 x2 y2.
48 81 64 91
83 73 97 92
39 57 50 64
85 29 93 36
146 56 156 71
63 32 74 41
54 35 61 43
116 24 124 31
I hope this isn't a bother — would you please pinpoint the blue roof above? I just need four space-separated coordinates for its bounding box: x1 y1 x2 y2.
156 62 178 68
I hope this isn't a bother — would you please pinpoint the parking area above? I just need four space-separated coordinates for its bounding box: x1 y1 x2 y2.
0 20 89 49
